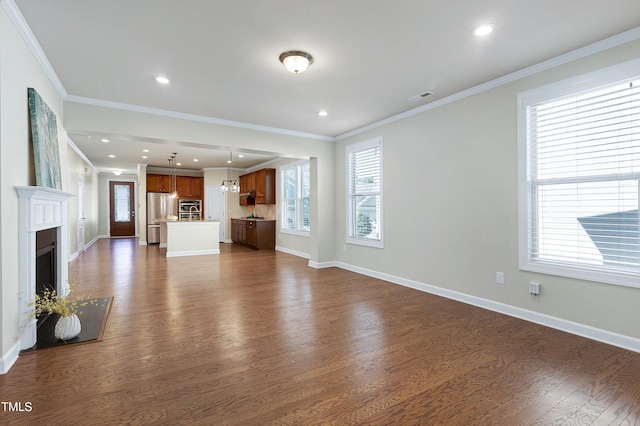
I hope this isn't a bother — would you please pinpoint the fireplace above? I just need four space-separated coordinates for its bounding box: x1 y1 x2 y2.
36 228 57 327
16 186 74 350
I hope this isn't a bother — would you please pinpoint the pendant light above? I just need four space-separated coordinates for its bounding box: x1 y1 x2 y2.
168 153 179 199
220 151 240 192
220 179 239 193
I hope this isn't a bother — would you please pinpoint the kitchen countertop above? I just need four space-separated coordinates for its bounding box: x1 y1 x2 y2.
233 217 275 221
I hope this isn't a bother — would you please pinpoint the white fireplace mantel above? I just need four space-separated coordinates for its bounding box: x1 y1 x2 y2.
15 186 75 350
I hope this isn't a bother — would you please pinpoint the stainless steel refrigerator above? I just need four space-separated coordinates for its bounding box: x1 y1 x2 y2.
147 193 178 244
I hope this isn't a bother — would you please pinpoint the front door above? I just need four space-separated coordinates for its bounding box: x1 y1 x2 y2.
109 181 136 237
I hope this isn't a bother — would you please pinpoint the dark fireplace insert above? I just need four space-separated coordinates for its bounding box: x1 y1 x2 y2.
35 227 57 327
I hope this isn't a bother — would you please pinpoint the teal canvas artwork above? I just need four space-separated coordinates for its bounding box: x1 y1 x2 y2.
28 87 62 190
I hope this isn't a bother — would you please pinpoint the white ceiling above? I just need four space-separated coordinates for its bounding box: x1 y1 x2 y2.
12 0 640 174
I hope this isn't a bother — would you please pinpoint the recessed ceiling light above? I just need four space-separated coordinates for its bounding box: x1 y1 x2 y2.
238 154 244 158
176 162 182 166
318 110 328 117
141 155 148 159
473 24 496 37
155 76 170 84
101 138 110 143
108 154 115 158
193 159 199 162
142 149 149 153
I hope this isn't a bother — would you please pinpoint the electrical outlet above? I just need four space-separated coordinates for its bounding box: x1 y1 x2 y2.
342 244 347 252
529 282 540 295
496 272 504 284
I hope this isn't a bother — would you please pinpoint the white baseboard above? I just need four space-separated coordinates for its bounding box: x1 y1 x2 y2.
308 260 337 269
69 236 101 262
166 249 220 258
0 341 20 375
275 246 309 259
139 240 147 246
335 261 640 354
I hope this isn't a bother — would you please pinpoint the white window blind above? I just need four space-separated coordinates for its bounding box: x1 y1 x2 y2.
281 161 310 233
519 63 640 287
347 137 383 247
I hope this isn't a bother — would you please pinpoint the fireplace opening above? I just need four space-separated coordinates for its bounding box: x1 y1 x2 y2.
36 228 57 328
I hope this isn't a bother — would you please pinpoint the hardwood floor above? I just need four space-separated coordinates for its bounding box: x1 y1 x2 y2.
2 238 639 425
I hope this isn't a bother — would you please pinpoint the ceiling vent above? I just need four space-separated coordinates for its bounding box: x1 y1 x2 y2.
408 91 434 102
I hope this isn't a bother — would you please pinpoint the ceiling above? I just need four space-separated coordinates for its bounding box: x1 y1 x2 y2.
12 0 640 174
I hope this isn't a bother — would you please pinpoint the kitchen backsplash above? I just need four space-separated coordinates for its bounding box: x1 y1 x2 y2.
246 204 276 220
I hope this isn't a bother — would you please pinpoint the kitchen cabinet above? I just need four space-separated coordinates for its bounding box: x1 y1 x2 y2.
231 219 275 249
254 168 275 204
147 174 172 193
239 168 275 205
231 219 246 243
239 174 254 206
176 176 203 199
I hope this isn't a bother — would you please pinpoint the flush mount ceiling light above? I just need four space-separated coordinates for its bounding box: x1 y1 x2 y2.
279 50 314 74
473 23 496 37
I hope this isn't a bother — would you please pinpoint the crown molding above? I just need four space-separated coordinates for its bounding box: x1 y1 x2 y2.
64 95 334 142
66 137 99 175
2 0 67 99
336 26 640 141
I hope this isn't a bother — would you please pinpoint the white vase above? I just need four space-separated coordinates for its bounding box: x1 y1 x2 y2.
54 314 81 340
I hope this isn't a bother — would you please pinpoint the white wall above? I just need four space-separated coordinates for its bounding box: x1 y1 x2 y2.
0 5 68 368
335 38 640 342
67 144 99 255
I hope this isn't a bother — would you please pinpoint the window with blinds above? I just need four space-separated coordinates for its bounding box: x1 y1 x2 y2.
281 161 310 234
347 137 383 248
518 59 640 287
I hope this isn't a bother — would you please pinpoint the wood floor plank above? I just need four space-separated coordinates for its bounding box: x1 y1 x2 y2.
1 238 639 425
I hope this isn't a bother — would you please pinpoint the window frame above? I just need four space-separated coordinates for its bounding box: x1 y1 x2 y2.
346 136 384 248
517 58 640 288
280 160 310 236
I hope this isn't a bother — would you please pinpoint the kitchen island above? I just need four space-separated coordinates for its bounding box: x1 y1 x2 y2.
166 220 220 257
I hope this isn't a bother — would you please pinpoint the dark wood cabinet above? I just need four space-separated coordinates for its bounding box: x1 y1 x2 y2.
254 168 275 204
176 176 203 199
231 219 275 249
147 174 172 192
231 219 246 243
239 174 254 206
239 168 275 205
147 174 203 199
246 221 257 247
